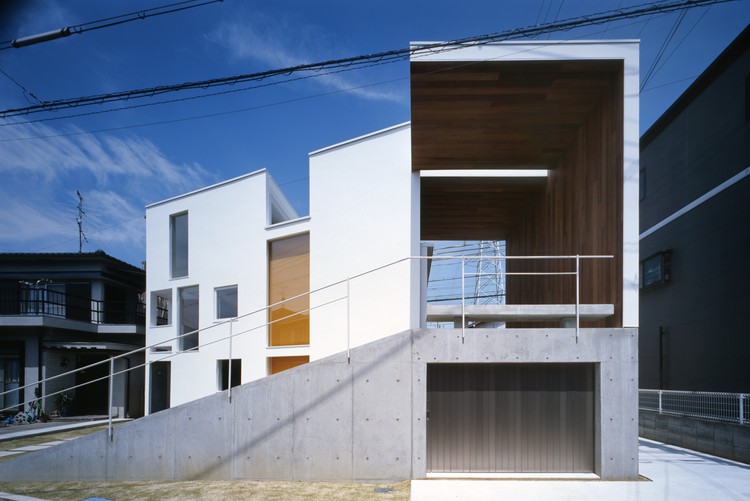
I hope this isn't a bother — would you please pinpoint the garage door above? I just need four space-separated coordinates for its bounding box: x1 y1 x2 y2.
427 363 594 473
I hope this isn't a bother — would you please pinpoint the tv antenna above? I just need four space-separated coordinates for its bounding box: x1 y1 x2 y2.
76 190 88 253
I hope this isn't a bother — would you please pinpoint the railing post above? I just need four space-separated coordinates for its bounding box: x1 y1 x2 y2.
658 389 663 414
576 254 581 343
740 394 745 425
461 256 466 344
228 318 234 403
347 278 351 364
108 357 114 442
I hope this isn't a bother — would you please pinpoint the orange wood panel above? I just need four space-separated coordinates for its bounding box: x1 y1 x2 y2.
269 356 309 375
268 233 310 346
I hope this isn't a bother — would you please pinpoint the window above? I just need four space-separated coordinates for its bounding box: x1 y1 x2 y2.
170 212 188 278
268 233 310 346
639 168 646 201
217 359 242 390
215 286 238 319
150 290 171 326
640 250 672 290
179 286 199 351
269 356 309 375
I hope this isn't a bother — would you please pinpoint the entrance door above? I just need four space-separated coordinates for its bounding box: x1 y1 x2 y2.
149 362 171 413
427 363 594 473
75 354 109 415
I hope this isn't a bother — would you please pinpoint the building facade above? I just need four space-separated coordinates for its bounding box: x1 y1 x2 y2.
0 251 146 418
639 25 750 392
0 38 640 482
137 39 640 479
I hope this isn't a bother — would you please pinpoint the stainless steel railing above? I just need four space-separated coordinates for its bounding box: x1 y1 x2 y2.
639 389 749 425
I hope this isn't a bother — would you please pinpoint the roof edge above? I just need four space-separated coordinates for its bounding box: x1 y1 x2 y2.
641 24 750 148
309 122 410 157
145 168 267 209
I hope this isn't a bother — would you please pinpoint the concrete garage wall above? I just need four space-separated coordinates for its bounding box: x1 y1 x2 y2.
639 410 750 463
0 327 638 482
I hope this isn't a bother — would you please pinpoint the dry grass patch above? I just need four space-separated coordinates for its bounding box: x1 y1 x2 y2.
0 480 410 500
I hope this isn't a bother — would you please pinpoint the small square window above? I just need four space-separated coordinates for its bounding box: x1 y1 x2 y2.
640 250 672 290
216 286 238 319
217 359 241 390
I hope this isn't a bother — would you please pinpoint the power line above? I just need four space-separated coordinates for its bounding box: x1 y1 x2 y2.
641 8 689 91
0 56 397 128
0 0 731 119
0 74 409 142
0 66 42 104
646 7 712 88
0 0 225 51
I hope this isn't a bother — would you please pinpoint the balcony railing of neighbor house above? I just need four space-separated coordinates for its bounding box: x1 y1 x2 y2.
0 288 145 325
0 253 612 439
639 389 749 425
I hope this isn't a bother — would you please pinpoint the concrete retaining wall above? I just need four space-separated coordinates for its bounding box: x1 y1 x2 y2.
0 327 638 481
639 410 750 463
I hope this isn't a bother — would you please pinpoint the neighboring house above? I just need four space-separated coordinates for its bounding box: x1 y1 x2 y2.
639 24 750 392
134 39 639 481
0 251 146 418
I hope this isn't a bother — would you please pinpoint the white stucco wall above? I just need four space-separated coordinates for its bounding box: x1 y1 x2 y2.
145 170 309 410
308 123 420 360
411 40 640 327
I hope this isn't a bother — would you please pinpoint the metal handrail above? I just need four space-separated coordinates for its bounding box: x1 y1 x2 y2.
1 253 613 438
425 254 613 342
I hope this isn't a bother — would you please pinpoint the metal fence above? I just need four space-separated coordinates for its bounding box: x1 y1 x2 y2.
639 389 749 425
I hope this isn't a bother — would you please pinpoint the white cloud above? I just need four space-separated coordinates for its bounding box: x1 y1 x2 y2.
0 123 214 264
0 122 211 189
207 13 404 104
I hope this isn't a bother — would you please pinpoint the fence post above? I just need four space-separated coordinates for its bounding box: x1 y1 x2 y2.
228 318 234 403
108 357 114 442
576 254 581 344
740 394 745 425
347 278 351 364
658 390 663 414
461 256 466 344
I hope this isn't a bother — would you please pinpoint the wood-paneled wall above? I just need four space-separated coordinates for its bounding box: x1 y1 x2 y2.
507 64 624 327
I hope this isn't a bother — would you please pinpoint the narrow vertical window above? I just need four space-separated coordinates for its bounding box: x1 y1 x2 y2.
179 286 199 351
170 212 188 278
639 168 646 201
268 233 310 347
216 286 238 319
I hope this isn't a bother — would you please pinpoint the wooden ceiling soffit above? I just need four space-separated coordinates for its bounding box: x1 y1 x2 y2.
420 177 545 241
410 59 620 171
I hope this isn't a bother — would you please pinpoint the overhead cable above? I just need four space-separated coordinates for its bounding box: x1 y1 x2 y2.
0 0 224 50
0 0 732 119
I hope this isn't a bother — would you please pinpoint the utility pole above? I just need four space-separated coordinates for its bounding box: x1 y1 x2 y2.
76 190 87 253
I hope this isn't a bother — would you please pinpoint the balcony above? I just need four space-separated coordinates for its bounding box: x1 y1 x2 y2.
0 288 145 333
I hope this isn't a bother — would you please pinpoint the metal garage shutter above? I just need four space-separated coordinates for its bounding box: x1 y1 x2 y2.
427 363 594 473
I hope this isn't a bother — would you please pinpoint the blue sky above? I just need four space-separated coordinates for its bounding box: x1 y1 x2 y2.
0 0 748 267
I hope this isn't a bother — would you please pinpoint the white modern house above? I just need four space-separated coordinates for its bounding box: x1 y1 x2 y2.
0 38 640 482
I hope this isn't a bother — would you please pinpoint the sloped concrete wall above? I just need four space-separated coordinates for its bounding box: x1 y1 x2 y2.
0 327 638 481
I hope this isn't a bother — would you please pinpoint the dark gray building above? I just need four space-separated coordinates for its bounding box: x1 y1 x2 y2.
639 24 750 392
0 251 146 418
